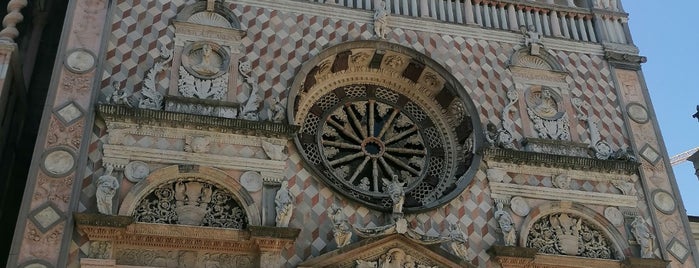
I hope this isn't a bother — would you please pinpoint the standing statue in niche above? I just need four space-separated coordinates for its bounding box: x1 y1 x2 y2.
494 201 516 246
96 165 119 215
239 61 262 121
383 175 405 214
373 0 390 39
630 216 655 258
275 180 294 227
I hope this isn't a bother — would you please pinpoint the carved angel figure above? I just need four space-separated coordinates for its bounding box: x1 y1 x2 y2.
382 175 405 214
447 223 469 260
373 0 390 39
275 180 294 227
96 165 119 215
521 25 541 47
110 82 132 107
328 204 352 248
239 61 263 120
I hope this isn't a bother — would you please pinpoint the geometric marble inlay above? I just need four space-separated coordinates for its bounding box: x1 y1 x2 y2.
639 144 661 165
55 102 83 125
667 238 689 263
29 203 64 232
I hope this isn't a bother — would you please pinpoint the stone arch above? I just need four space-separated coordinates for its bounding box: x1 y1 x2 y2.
118 165 261 227
175 1 241 29
519 201 629 260
287 40 483 212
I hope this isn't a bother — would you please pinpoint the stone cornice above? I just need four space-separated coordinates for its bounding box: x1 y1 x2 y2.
489 181 637 207
489 245 629 268
481 147 639 175
97 104 299 139
604 51 647 70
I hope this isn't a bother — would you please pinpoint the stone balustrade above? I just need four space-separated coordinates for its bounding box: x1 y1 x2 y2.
309 0 630 45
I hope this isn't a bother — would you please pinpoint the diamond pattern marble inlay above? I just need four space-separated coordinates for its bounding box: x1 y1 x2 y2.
29 203 64 232
55 102 83 125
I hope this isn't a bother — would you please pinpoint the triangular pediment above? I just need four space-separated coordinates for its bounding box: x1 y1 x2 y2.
298 234 473 268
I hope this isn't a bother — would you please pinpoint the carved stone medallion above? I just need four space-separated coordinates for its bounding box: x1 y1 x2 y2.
510 196 530 217
124 161 150 183
181 41 230 79
652 190 676 214
42 148 76 177
240 171 262 192
64 48 96 73
604 207 623 226
525 87 570 140
626 103 649 124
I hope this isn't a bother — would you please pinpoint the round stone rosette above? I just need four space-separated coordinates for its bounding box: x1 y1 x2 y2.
289 42 482 212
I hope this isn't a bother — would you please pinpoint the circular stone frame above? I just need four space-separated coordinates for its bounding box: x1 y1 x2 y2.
40 147 77 178
288 41 483 213
181 41 230 80
64 48 97 74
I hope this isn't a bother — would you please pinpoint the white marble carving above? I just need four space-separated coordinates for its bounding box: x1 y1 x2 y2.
96 165 120 215
604 207 623 227
124 161 149 183
178 66 228 100
175 181 213 225
630 216 655 258
373 1 390 39
572 97 612 159
109 81 132 107
510 196 530 217
240 171 263 192
139 46 172 110
652 190 676 214
494 201 516 246
43 149 75 176
485 89 518 149
275 180 294 227
528 213 614 259
270 96 286 123
552 174 571 190
611 180 634 196
520 25 542 55
355 248 437 268
184 136 211 153
526 88 570 140
239 61 263 121
261 141 287 161
446 223 469 260
328 204 352 248
383 175 406 214
65 48 96 73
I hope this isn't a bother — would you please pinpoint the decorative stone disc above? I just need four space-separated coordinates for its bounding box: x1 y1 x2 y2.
604 207 623 226
289 42 481 212
64 48 96 73
510 196 530 217
42 148 76 177
652 190 676 214
626 103 649 124
240 171 263 192
124 161 150 183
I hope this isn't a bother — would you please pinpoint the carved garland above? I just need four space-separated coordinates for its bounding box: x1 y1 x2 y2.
526 213 617 260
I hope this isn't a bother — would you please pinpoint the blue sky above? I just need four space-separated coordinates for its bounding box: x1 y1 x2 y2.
624 1 699 215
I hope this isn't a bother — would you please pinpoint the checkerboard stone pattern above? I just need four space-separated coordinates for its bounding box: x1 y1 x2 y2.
83 1 635 267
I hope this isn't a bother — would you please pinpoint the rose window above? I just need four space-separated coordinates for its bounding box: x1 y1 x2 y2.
295 83 477 212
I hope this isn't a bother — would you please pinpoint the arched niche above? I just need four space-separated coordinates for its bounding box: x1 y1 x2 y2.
175 1 241 29
287 40 483 213
119 165 261 227
519 202 630 260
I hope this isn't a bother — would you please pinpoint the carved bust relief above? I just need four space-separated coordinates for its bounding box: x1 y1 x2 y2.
181 41 230 79
525 86 570 140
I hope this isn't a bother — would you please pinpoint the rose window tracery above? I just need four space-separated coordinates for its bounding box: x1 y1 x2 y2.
133 178 247 229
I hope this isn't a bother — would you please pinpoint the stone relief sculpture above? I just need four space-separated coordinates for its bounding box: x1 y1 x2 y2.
572 97 612 160
383 175 406 214
630 216 655 258
139 46 172 110
520 25 542 55
485 88 518 149
552 174 571 190
261 141 287 161
526 87 570 140
446 224 469 260
275 180 294 227
527 213 615 259
270 96 286 123
109 81 132 107
328 204 353 248
184 136 211 153
354 248 438 268
96 165 119 215
373 0 390 39
178 42 229 100
88 241 112 259
239 61 263 121
133 179 248 228
494 201 516 246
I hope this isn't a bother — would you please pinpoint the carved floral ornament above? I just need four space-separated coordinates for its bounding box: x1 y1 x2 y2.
289 41 482 212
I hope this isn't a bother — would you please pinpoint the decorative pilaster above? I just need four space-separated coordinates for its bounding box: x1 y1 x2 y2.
250 226 300 268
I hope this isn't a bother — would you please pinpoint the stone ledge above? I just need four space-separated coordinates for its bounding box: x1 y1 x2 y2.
98 104 299 139
481 147 639 175
489 181 637 207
